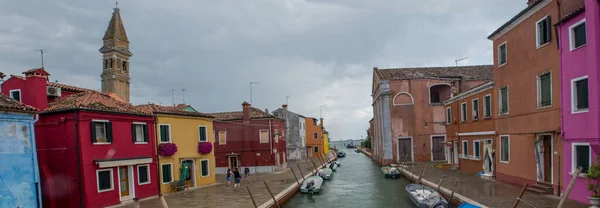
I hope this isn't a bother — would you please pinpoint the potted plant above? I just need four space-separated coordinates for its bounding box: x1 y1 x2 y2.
97 138 108 143
158 143 178 157
586 154 600 206
198 142 213 154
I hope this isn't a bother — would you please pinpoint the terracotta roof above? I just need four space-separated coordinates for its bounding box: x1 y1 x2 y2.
137 104 214 118
0 72 5 79
22 68 50 76
375 65 493 81
209 107 275 121
46 82 96 93
556 6 585 25
10 75 25 80
0 93 37 113
487 0 545 39
44 91 150 115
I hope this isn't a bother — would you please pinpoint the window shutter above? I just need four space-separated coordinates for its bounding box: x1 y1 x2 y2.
541 75 551 105
91 121 97 143
143 125 149 142
577 79 589 109
106 122 113 142
132 124 136 143
546 16 551 42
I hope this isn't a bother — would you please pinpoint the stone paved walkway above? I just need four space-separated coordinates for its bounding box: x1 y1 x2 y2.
113 157 328 208
403 163 587 208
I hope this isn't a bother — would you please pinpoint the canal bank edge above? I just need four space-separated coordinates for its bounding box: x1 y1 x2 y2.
359 149 488 208
258 153 338 208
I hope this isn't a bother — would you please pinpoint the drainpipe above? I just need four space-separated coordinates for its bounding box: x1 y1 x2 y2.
153 115 162 195
74 111 84 207
269 119 273 171
31 114 43 207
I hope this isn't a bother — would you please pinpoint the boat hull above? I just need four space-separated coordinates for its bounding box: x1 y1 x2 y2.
405 184 449 208
300 176 324 194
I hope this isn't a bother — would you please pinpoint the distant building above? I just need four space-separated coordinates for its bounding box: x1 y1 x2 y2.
370 65 492 166
305 117 325 158
0 93 40 207
272 104 306 161
209 102 287 173
556 0 597 203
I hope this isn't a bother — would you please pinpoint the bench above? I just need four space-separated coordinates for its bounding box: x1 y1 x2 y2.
170 181 185 192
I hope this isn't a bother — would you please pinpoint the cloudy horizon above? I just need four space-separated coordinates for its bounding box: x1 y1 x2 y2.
0 0 525 141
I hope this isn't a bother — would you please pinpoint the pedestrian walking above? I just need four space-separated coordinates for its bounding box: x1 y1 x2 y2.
226 168 232 185
233 168 241 188
244 167 250 184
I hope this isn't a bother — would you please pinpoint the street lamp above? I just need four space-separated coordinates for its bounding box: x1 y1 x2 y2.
250 82 259 105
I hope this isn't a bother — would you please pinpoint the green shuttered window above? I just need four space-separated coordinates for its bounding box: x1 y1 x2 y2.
575 144 590 174
198 126 208 142
201 160 210 177
539 73 551 107
500 87 508 114
159 124 171 143
575 78 589 110
162 164 173 183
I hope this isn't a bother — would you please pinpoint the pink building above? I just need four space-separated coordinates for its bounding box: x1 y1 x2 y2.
557 0 600 203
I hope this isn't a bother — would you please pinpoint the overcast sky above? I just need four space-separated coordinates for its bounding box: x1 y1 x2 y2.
0 0 524 141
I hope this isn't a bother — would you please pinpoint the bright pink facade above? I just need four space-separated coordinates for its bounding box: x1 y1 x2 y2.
212 104 287 174
558 0 600 203
2 70 159 207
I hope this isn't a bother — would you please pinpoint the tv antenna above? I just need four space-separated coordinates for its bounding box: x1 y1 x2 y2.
455 57 468 66
181 89 186 104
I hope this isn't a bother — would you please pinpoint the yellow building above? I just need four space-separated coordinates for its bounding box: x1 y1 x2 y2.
323 130 330 154
139 104 216 193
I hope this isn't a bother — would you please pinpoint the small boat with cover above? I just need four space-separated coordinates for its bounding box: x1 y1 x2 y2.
318 168 333 180
300 176 324 194
328 163 338 172
336 150 346 158
381 166 401 178
406 184 449 208
333 160 341 167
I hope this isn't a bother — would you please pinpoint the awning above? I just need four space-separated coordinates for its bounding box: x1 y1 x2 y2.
94 157 153 168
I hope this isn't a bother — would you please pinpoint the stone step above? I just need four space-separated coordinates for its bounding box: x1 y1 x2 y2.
536 181 553 187
526 187 549 195
530 184 553 193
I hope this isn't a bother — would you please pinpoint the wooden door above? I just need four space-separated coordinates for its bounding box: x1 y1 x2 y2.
119 167 129 197
543 136 552 182
431 136 446 161
228 156 238 169
397 138 412 162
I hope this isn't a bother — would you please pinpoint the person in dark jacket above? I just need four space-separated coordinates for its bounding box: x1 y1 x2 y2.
244 167 250 184
233 168 242 188
226 168 232 185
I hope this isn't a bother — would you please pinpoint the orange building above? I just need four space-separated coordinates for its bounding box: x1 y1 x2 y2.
305 117 324 158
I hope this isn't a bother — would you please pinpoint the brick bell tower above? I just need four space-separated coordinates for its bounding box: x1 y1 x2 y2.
99 5 132 103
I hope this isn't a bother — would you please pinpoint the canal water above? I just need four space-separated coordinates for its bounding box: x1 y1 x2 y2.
283 149 416 208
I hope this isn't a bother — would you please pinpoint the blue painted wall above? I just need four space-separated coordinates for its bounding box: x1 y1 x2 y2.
0 113 41 208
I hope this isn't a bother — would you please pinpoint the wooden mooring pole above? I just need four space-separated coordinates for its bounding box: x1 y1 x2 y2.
290 167 300 185
398 154 409 174
263 180 281 208
159 194 168 208
511 183 529 208
436 175 446 192
310 159 319 175
557 167 582 208
297 164 305 180
246 186 259 208
132 198 140 208
416 164 429 184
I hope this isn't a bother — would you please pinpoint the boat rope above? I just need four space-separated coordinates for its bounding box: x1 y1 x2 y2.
516 198 539 208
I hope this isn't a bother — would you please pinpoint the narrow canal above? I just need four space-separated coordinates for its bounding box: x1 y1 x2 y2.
283 149 416 208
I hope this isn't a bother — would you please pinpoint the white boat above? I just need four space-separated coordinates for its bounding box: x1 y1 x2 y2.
328 163 338 172
318 168 333 180
300 176 324 194
406 184 449 208
333 161 341 167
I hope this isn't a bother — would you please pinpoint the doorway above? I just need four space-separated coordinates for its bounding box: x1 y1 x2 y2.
453 141 459 166
118 166 134 201
535 134 552 183
483 139 494 175
275 153 280 166
307 146 313 157
228 156 239 170
397 137 413 163
431 136 446 161
181 160 195 188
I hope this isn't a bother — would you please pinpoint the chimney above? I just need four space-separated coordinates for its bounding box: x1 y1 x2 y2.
320 118 324 127
282 104 288 109
22 68 50 109
242 101 251 122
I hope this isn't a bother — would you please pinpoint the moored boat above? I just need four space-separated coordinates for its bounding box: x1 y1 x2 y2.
300 176 324 194
317 168 333 180
333 161 341 167
458 203 481 208
328 163 338 172
336 151 346 157
381 166 401 178
406 184 449 208
354 148 361 153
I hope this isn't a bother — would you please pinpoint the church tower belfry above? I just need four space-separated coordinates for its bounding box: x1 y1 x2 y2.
99 6 132 103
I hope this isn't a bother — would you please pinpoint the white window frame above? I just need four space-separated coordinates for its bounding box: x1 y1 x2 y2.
461 140 468 158
9 89 21 102
96 168 114 193
571 75 589 114
259 129 269 144
93 120 111 145
159 124 172 143
483 94 492 118
161 163 173 184
137 164 151 185
133 122 147 144
460 102 467 122
569 19 587 51
571 142 591 177
498 42 507 67
198 125 208 142
472 98 479 121
473 140 481 160
536 15 551 49
499 135 510 163
200 159 210 177
537 72 552 109
499 86 509 115
445 107 451 124
218 131 227 145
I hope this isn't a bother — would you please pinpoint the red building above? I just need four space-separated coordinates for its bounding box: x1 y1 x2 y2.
209 102 287 173
2 69 158 208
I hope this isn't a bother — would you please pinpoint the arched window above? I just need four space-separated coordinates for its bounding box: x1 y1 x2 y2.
393 92 414 106
122 61 127 72
104 59 108 69
109 58 113 69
